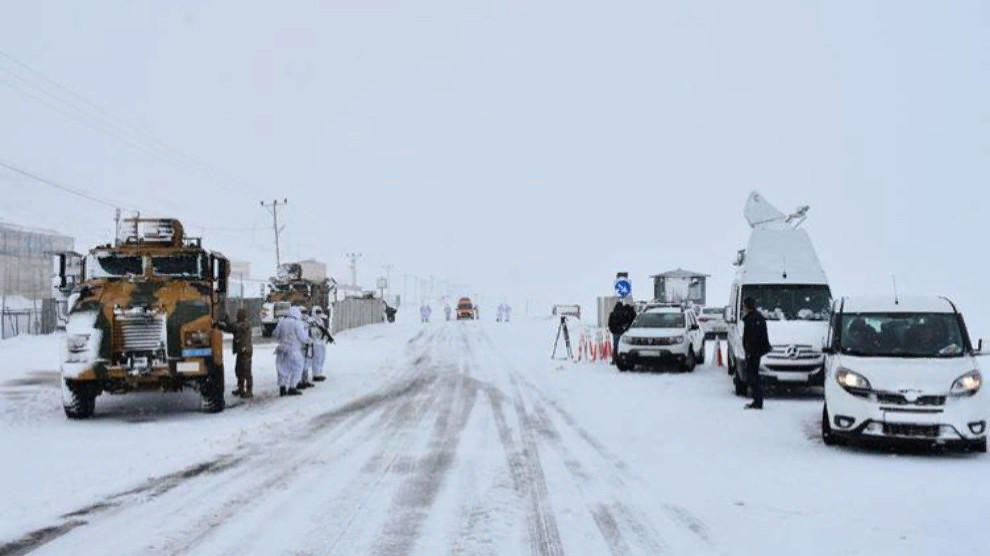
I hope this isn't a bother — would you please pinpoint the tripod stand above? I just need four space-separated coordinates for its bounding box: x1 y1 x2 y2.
551 316 573 360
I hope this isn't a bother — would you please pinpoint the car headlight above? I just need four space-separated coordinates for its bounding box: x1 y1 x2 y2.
673 335 685 344
183 330 211 348
620 335 632 344
836 368 872 395
951 370 982 397
67 333 91 353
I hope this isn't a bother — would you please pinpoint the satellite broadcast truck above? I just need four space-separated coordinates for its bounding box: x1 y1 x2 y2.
259 260 333 336
53 218 230 419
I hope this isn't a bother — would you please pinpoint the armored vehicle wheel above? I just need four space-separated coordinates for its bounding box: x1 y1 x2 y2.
63 379 97 419
200 362 226 413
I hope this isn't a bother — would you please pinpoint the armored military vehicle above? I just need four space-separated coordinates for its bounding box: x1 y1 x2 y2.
259 260 333 337
53 218 230 418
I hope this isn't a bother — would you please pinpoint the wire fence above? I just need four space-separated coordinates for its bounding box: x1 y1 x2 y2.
1 299 58 339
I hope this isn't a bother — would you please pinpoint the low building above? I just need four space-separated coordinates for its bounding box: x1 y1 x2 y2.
0 221 74 300
650 268 709 306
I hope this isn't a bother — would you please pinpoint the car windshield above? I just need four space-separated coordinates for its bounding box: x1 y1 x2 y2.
86 254 144 279
742 284 831 321
838 313 967 358
632 312 685 328
151 255 205 278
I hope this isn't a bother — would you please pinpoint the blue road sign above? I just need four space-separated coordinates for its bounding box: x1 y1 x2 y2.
614 278 632 298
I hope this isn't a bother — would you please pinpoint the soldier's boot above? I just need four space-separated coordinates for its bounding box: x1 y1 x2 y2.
287 388 302 396
242 391 254 399
243 377 253 398
313 376 326 382
279 386 287 397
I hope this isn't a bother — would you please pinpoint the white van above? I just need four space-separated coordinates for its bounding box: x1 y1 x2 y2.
821 295 986 452
725 192 832 394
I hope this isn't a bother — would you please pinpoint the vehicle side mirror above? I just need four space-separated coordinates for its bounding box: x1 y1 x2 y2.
53 254 67 289
975 338 989 356
821 346 834 355
690 323 700 330
723 306 735 324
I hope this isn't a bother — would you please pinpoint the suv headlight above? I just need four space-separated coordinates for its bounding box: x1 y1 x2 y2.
951 370 982 397
672 335 685 344
183 330 211 348
620 335 633 344
67 333 91 352
836 368 872 395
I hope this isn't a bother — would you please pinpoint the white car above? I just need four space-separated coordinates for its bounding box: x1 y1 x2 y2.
616 306 706 372
697 307 728 338
821 295 987 452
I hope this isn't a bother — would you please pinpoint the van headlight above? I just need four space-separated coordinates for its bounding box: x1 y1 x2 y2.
836 368 872 396
951 370 982 397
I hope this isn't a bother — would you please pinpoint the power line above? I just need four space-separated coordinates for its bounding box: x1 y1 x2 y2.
0 158 123 209
0 50 262 197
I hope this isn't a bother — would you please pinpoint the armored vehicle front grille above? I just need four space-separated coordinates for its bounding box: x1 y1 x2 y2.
114 313 167 352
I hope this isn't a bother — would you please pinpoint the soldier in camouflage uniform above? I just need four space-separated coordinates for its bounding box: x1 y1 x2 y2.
221 308 254 398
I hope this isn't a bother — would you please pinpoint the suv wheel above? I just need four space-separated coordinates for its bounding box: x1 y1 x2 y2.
732 367 747 396
200 361 226 413
697 341 706 365
63 379 97 419
683 350 697 373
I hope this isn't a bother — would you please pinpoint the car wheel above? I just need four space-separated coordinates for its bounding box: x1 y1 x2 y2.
63 379 97 419
616 358 631 372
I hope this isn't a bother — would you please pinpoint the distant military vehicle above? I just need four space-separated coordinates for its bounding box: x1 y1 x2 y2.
259 260 334 337
52 218 230 419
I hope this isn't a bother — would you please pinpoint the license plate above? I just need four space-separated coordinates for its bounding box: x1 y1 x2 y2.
774 373 808 382
639 349 661 357
176 361 201 374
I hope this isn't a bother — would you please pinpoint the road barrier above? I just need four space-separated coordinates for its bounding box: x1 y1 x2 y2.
572 325 612 365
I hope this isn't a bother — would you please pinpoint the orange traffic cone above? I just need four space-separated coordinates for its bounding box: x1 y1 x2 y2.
715 338 724 367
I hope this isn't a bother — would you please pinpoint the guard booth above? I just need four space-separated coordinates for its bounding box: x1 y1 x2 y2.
650 269 709 306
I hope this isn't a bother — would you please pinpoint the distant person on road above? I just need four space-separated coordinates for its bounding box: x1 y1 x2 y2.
474 304 480 320
273 306 311 397
742 297 772 410
608 301 635 364
385 304 397 323
444 305 452 321
496 303 504 322
220 308 253 399
503 304 511 323
305 308 334 384
420 304 432 323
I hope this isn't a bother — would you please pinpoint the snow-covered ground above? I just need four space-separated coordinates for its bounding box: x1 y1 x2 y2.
1 318 988 555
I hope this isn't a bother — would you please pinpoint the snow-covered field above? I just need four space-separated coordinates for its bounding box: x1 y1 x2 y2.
1 318 988 555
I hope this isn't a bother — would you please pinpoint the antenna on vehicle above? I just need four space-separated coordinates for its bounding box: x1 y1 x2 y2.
892 274 899 305
781 256 788 279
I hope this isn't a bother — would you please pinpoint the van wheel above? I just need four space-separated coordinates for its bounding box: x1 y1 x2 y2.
733 371 747 396
821 405 839 446
200 362 226 413
63 379 97 419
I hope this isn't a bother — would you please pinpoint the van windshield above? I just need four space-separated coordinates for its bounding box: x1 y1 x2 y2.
632 312 685 328
839 313 967 358
742 284 831 321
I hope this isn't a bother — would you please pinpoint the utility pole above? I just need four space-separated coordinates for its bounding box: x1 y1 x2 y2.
113 207 121 246
382 264 395 296
260 199 288 268
345 252 362 287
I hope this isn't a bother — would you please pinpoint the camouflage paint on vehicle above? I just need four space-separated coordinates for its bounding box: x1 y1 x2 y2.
57 219 229 392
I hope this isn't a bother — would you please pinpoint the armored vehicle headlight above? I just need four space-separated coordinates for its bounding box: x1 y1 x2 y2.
67 333 91 352
183 330 211 348
951 370 982 397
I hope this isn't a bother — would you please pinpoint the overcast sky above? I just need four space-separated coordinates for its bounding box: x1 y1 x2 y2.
1 1 987 330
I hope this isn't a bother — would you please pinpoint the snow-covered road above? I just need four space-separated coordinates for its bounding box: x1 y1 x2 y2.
2 319 988 555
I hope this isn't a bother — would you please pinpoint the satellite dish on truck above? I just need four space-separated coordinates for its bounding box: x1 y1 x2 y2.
744 191 810 230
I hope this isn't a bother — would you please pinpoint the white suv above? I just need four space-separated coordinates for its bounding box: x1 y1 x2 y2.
616 306 705 372
822 295 987 452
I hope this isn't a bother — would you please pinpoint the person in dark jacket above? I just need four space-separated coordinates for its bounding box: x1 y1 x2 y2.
221 308 254 399
742 297 772 409
608 301 636 364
